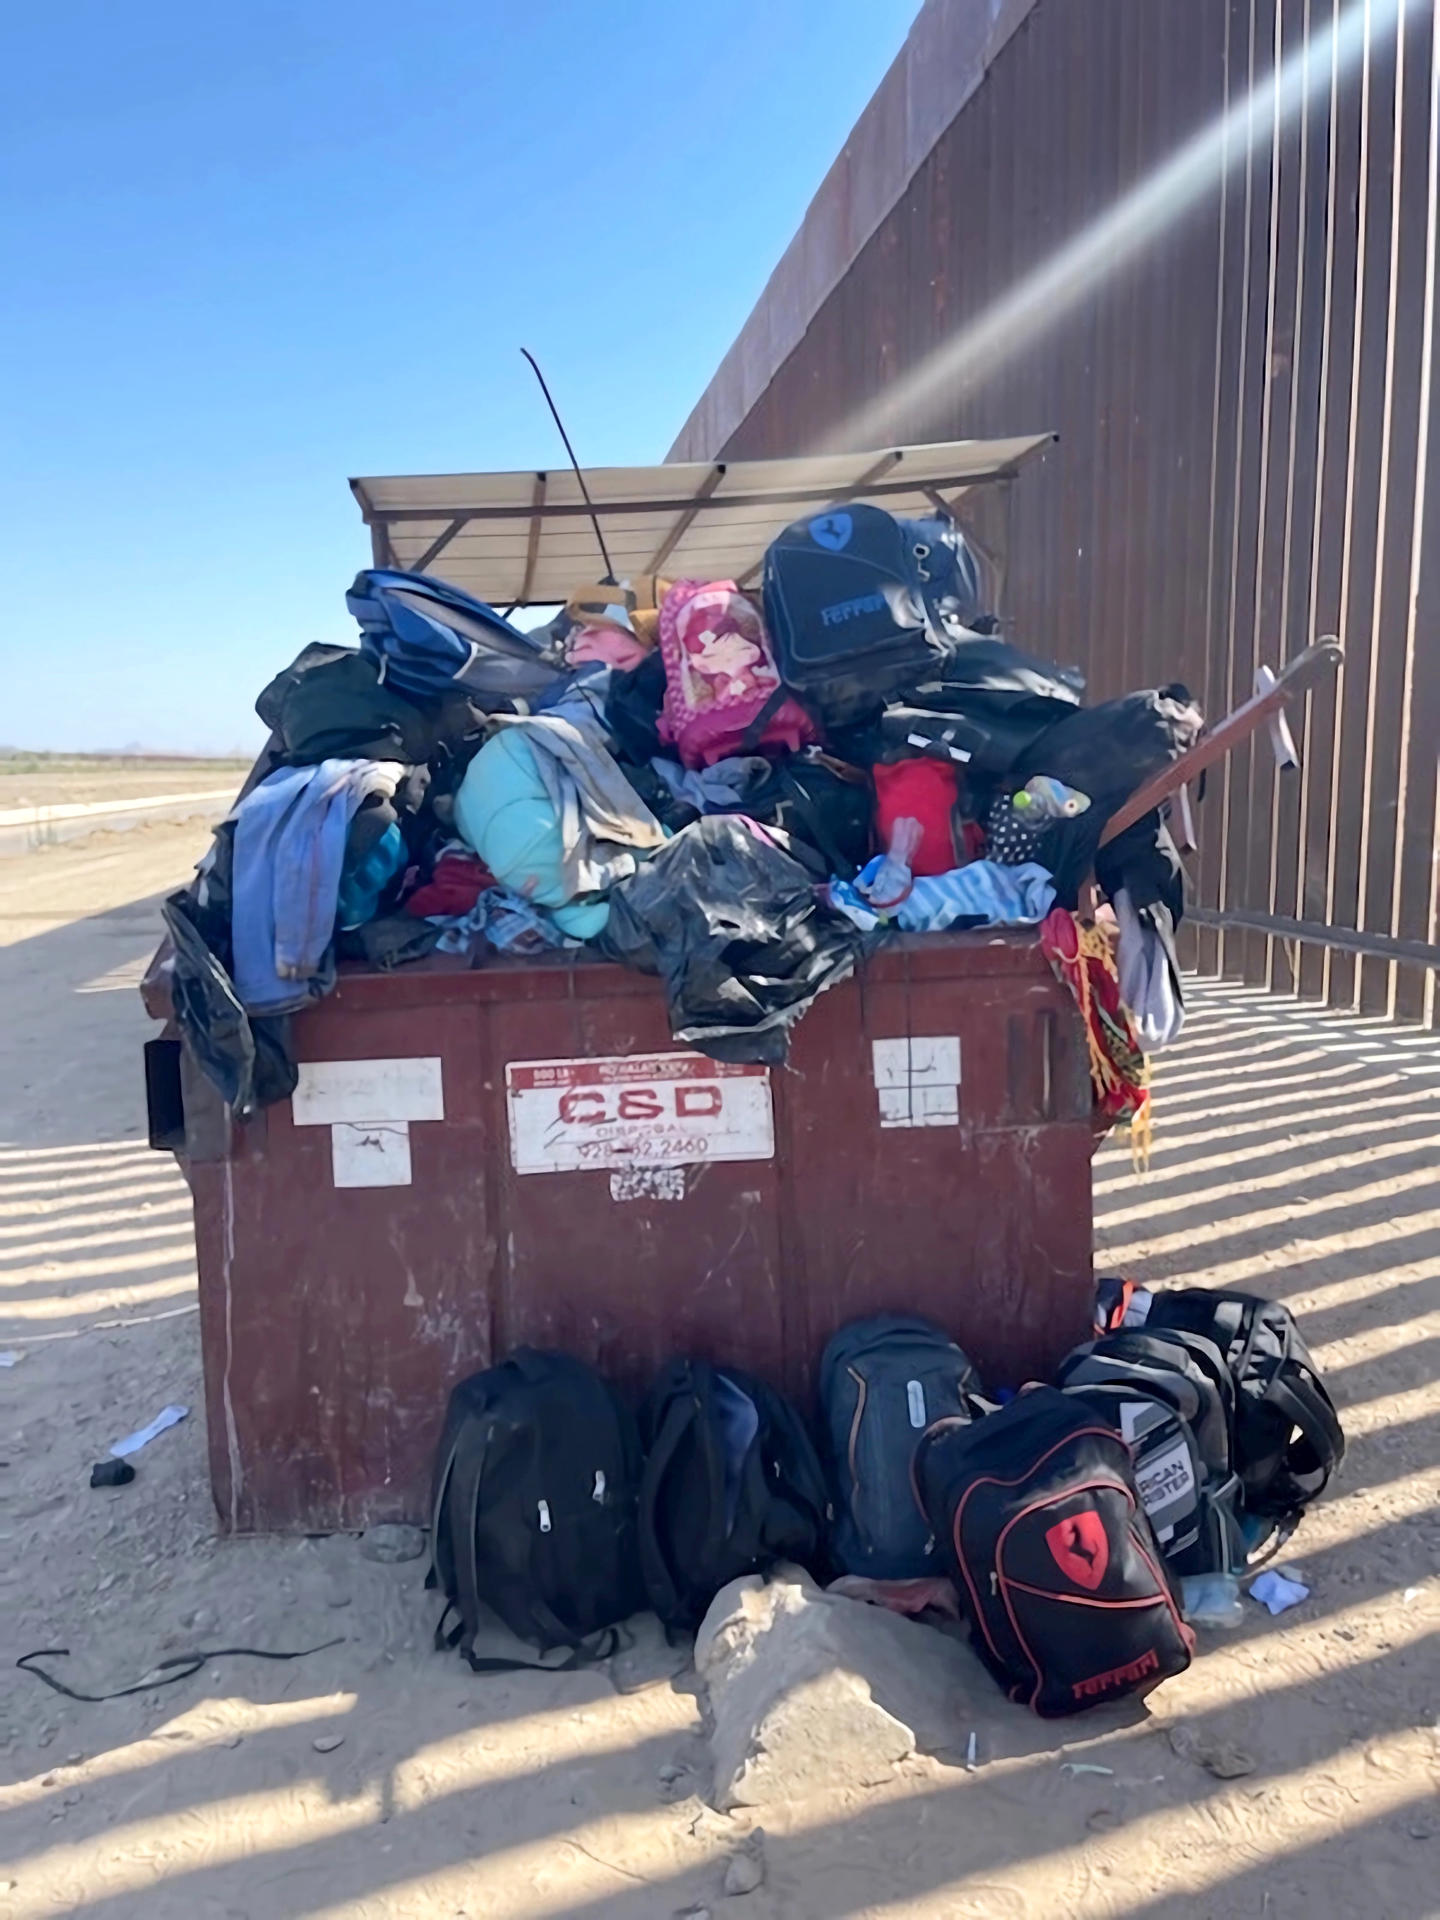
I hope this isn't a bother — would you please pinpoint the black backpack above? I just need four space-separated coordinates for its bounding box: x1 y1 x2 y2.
254 643 435 766
915 1387 1193 1717
1014 684 1204 800
819 1314 990 1580
1138 1290 1345 1519
900 513 987 633
762 504 968 728
741 755 875 880
1057 1329 1245 1578
637 1360 830 1629
840 640 1085 777
427 1350 644 1669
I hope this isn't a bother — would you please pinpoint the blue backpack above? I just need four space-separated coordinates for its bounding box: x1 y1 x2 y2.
346 570 562 705
819 1313 991 1579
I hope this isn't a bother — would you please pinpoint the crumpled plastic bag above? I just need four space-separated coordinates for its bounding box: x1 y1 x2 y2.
596 816 867 1065
162 891 298 1119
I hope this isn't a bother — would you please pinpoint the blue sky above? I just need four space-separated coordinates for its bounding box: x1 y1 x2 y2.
1 1 918 755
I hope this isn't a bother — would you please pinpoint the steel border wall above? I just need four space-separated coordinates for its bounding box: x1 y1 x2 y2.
689 0 1439 1024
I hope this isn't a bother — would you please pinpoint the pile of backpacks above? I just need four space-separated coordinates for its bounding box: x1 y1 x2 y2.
160 500 1203 1117
428 1283 1344 1719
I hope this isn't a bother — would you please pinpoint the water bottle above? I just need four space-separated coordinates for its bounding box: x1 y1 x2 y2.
1011 775 1091 821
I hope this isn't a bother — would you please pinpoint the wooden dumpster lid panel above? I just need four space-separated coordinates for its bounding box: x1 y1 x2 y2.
349 434 1055 606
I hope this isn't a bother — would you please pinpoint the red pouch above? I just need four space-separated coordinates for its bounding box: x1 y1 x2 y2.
873 759 960 876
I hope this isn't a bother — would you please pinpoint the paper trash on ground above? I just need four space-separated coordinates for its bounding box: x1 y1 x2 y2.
1249 1569 1310 1616
110 1404 190 1459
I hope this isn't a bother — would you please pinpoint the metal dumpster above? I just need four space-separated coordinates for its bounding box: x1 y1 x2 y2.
174 934 1093 1534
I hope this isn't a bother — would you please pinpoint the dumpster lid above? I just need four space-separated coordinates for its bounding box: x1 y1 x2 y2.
348 434 1056 607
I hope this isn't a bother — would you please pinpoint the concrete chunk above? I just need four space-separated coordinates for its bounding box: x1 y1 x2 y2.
696 1565 982 1810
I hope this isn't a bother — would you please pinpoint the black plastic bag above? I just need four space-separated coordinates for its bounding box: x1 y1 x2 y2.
1015 684 1202 797
595 817 867 1065
833 637 1086 777
161 891 298 1120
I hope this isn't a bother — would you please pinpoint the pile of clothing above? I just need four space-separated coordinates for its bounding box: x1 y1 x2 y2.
160 506 1204 1119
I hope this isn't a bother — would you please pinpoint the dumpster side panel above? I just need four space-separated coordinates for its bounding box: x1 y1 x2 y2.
192 1003 492 1533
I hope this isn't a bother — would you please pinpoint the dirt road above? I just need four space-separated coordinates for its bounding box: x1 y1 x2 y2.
1 827 1437 1918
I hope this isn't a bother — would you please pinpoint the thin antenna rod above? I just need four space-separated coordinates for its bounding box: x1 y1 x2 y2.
520 348 617 584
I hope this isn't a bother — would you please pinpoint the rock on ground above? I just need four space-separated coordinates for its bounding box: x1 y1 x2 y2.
695 1565 987 1809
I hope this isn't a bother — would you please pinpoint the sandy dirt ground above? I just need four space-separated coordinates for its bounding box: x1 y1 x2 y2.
0 761 249 813
1 823 1438 1919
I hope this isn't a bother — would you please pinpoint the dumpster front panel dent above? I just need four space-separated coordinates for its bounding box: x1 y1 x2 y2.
192 939 1094 1532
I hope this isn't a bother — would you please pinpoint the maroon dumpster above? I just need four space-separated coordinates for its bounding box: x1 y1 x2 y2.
151 434 1103 1535
172 932 1093 1534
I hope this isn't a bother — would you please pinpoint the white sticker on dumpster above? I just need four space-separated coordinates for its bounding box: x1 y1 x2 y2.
292 1057 444 1125
506 1053 773 1175
331 1120 414 1188
872 1036 961 1129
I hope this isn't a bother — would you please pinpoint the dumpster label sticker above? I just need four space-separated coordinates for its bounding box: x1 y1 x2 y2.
609 1165 689 1204
330 1120 414 1188
506 1053 774 1175
292 1057 444 1125
871 1037 961 1128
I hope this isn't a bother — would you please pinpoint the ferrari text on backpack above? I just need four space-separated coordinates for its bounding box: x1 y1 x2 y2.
916 1386 1193 1716
1057 1327 1245 1578
819 1313 990 1580
637 1359 830 1629
762 504 991 729
428 1350 644 1669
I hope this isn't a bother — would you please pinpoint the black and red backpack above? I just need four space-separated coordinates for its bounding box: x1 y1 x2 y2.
915 1386 1193 1717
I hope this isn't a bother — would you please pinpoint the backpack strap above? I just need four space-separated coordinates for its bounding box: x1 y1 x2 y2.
433 1602 465 1653
462 1626 622 1674
426 1426 465 1597
447 1413 493 1661
737 684 791 756
1240 1511 1301 1572
1229 1303 1346 1484
17 1640 344 1703
1261 1368 1346 1481
636 1393 699 1624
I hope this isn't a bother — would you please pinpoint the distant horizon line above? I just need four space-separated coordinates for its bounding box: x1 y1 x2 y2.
0 746 253 763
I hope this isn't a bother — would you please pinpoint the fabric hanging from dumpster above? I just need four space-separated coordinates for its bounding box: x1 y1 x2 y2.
231 759 407 1014
1039 908 1151 1165
161 889 298 1119
1114 887 1185 1051
597 815 865 1065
